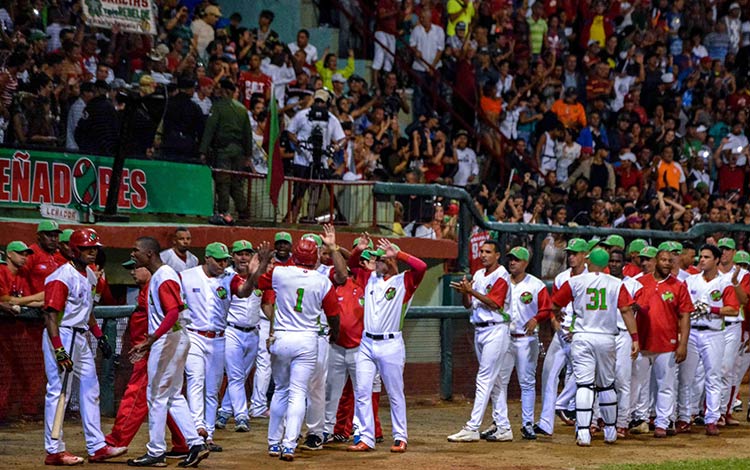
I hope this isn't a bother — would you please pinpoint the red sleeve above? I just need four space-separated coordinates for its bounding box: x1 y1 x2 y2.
322 285 341 318
723 284 740 310
740 273 750 300
262 289 276 305
486 277 508 308
534 287 553 322
44 280 69 312
0 269 9 297
95 276 116 305
348 249 371 288
258 271 274 291
551 281 573 308
677 283 695 315
617 283 634 309
399 251 427 299
230 274 244 296
153 308 179 339
157 279 185 315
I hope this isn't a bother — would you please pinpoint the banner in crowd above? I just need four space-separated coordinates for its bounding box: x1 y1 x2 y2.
82 0 157 35
0 148 213 216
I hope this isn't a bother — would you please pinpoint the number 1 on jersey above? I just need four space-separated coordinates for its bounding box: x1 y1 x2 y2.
294 288 305 312
585 287 608 311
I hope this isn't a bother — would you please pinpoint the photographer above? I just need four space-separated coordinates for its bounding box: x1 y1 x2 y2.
285 88 346 223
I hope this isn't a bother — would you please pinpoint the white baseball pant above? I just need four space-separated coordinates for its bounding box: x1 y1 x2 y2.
185 330 225 439
537 332 573 434
267 331 318 450
721 322 743 414
250 317 272 417
219 326 259 420
677 329 725 424
354 334 407 448
615 331 633 428
463 324 511 432
146 330 204 456
43 328 106 455
733 332 750 406
630 354 651 422
372 31 396 71
492 334 539 426
642 351 677 429
305 334 330 437
324 343 359 436
570 333 617 441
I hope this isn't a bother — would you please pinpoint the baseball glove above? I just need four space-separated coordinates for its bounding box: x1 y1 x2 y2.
689 301 711 321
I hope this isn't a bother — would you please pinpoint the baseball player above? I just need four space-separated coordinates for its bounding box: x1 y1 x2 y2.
0 241 44 307
624 239 647 278
216 241 261 433
127 236 209 467
41 228 126 465
25 220 63 294
446 239 511 443
677 244 739 436
497 246 552 439
347 236 427 453
181 242 257 451
535 238 589 436
249 232 294 419
160 227 199 273
105 260 190 458
251 239 341 462
550 248 639 447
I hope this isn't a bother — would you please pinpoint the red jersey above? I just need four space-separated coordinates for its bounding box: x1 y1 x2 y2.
468 230 491 274
129 283 150 346
623 263 642 279
334 277 365 348
238 70 272 108
635 274 694 353
376 0 399 35
23 243 62 294
0 265 32 298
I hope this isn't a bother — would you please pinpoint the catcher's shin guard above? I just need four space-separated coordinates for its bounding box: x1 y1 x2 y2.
576 382 595 440
597 382 618 427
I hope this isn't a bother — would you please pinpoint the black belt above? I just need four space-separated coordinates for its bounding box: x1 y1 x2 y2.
511 333 527 338
725 321 741 325
365 332 397 340
473 321 504 328
227 323 256 332
61 326 87 334
691 325 718 331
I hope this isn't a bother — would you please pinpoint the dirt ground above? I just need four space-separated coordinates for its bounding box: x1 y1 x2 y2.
2 398 750 469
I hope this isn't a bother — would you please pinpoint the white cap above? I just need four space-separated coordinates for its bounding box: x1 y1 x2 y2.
729 2 740 10
588 39 599 47
696 125 707 133
661 73 674 84
331 73 346 83
619 152 636 163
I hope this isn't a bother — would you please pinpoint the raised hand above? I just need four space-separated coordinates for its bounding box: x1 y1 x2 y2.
356 232 372 251
256 241 273 263
377 238 399 258
322 224 337 248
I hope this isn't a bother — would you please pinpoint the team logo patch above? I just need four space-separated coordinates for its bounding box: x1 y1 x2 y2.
661 291 675 302
520 292 533 304
710 289 722 302
384 287 397 301
485 284 493 294
216 286 228 300
253 289 262 297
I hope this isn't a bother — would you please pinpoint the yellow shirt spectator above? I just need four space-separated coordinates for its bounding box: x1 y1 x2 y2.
447 0 475 36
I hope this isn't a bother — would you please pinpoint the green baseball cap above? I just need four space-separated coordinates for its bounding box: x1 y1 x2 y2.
587 238 601 251
565 238 588 253
587 248 610 267
656 241 672 252
302 233 323 248
122 259 136 269
6 241 33 254
37 220 62 233
205 242 231 260
231 240 254 253
59 229 74 243
670 241 683 254
361 249 374 261
371 248 387 258
508 246 530 261
640 246 658 259
718 238 736 250
274 232 292 244
628 238 647 254
602 235 625 249
734 250 750 265
353 237 374 249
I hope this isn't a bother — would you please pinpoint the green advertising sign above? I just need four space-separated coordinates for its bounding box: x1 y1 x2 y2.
0 148 213 216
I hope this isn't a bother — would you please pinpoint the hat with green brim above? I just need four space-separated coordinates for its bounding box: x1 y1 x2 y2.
353 237 375 249
122 259 136 269
587 248 610 267
37 220 62 233
565 238 588 253
656 241 673 252
587 238 601 251
361 249 375 261
628 238 647 254
733 250 750 265
670 241 683 254
640 246 658 258
59 229 74 243
302 233 323 248
508 246 530 261
371 248 387 258
718 238 736 250
602 235 625 249
231 240 254 253
205 242 231 260
6 241 33 254
274 232 292 244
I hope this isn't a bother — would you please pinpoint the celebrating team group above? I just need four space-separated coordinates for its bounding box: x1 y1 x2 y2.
448 234 749 448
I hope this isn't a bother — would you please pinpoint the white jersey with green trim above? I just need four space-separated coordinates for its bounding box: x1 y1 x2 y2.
470 265 511 324
225 267 261 327
564 272 628 335
272 266 334 332
363 271 414 334
554 266 588 328
181 266 235 331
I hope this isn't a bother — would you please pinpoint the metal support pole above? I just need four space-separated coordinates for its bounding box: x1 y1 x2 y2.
100 319 118 416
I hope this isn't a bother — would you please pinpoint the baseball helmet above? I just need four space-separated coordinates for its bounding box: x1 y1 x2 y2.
69 228 103 257
292 238 319 267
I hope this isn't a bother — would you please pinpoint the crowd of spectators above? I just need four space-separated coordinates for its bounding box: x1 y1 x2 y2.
0 0 749 234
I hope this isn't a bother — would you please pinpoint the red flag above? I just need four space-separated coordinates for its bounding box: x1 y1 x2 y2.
263 93 284 207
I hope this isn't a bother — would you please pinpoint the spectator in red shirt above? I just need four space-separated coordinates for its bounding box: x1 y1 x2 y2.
23 220 63 294
238 52 272 108
616 152 643 192
0 241 43 308
372 0 400 87
714 151 747 196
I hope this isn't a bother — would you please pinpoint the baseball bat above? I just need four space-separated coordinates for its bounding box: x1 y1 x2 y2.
51 329 76 440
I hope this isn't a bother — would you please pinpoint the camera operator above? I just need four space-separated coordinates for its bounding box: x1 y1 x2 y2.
285 88 346 223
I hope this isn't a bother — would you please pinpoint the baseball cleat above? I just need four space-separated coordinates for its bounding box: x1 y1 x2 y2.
234 418 250 433
376 436 384 443
603 426 617 444
347 442 373 452
447 427 480 442
629 420 649 435
675 420 692 434
521 422 537 440
279 448 295 461
653 427 667 438
332 433 350 443
322 433 332 444
301 434 324 451
178 444 209 468
479 422 498 440
390 440 407 453
45 451 85 466
666 421 676 436
533 424 552 436
556 409 575 426
733 398 742 412
725 414 740 426
165 449 189 459
352 433 361 445
486 427 513 442
705 423 720 436
693 415 705 426
616 427 627 439
89 445 128 462
205 440 222 453
126 453 167 467
268 445 281 457
215 414 229 430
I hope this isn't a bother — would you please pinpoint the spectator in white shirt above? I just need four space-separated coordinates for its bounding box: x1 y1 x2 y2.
192 5 221 61
288 29 318 65
451 130 478 187
192 77 214 115
410 8 445 118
